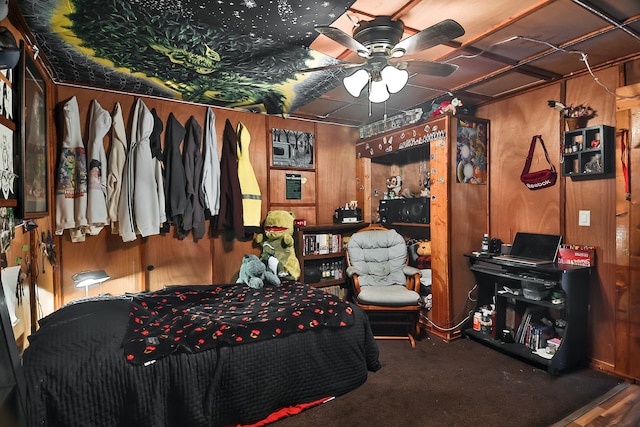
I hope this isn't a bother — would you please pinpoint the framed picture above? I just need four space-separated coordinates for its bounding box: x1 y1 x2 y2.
0 123 16 201
17 49 48 218
455 118 488 185
271 128 315 169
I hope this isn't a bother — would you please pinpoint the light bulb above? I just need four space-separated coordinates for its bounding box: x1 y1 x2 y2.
343 69 369 97
381 65 409 94
369 79 390 103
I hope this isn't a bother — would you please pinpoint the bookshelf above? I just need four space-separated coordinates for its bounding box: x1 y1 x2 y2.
464 255 590 375
562 125 615 180
295 223 366 297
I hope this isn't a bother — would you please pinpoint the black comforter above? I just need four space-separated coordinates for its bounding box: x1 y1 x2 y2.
22 284 380 427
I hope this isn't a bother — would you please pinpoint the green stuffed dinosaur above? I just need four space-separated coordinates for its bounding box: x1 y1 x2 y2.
254 210 301 280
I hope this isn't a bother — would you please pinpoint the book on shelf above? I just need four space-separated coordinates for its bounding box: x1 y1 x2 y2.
515 306 547 344
302 233 343 256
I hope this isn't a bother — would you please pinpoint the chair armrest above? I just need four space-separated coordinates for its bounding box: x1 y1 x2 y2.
403 265 422 277
346 266 363 278
403 265 422 292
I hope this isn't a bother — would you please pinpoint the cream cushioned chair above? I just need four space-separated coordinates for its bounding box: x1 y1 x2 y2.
346 225 421 347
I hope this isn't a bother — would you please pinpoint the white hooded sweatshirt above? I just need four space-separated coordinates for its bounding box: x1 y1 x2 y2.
107 102 127 233
85 99 112 235
54 96 88 242
118 99 165 242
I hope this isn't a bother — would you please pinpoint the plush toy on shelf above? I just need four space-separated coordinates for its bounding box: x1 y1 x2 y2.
415 240 432 270
386 175 402 199
254 210 301 280
429 97 463 117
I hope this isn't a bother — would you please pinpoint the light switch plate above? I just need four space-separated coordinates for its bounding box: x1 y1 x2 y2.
579 210 590 226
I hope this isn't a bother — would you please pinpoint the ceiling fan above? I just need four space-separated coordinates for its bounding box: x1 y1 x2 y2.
300 16 465 102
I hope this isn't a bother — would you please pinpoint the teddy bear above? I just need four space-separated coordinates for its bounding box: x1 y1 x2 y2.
237 254 281 289
254 210 301 280
415 240 432 269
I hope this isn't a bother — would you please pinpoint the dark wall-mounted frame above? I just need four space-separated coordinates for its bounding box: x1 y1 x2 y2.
0 51 18 210
271 128 315 169
16 41 48 219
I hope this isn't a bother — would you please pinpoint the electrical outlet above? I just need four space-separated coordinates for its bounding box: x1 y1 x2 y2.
578 210 590 226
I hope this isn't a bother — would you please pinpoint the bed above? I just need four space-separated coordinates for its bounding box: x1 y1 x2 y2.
18 281 381 427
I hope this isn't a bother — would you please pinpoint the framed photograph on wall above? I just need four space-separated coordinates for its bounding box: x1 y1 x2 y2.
17 49 48 218
0 123 16 202
271 128 315 169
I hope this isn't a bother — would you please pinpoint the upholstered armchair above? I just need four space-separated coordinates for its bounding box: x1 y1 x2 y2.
346 225 422 347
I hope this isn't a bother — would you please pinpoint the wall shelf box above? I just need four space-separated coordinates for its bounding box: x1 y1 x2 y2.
562 125 615 180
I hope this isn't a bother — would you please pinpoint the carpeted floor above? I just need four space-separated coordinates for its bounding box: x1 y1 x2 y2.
272 335 623 427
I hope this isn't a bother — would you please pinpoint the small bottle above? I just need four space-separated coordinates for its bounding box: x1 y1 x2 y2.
481 233 490 253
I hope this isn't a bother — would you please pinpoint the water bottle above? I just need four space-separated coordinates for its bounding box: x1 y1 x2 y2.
481 234 490 253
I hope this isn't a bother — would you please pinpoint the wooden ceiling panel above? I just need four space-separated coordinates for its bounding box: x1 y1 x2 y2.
465 71 544 97
527 31 640 76
472 1 613 52
399 0 543 43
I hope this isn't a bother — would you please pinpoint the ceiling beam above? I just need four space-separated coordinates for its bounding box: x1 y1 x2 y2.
573 0 640 42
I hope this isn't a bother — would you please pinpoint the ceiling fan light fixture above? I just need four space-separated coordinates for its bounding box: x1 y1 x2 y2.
390 48 405 58
381 65 408 94
343 68 369 97
369 79 390 103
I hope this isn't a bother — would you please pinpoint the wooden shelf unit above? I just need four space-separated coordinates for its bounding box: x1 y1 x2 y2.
295 222 366 294
355 115 490 340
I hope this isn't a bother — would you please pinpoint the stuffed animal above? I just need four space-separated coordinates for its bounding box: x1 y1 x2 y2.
237 254 280 289
386 175 402 199
429 97 462 117
254 210 301 280
415 240 432 269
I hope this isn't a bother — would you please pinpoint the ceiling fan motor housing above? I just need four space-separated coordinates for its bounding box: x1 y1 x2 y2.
353 16 404 55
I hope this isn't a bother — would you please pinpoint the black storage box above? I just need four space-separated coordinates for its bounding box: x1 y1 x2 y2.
334 208 362 224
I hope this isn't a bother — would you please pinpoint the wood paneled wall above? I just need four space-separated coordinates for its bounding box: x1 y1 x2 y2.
477 67 620 374
53 86 357 303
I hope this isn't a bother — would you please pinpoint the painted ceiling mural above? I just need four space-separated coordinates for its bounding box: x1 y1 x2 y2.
16 0 354 115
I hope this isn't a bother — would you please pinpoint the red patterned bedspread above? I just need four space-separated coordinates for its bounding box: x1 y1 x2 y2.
124 282 355 365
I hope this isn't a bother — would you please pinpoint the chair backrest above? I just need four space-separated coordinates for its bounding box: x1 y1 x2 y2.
347 227 408 287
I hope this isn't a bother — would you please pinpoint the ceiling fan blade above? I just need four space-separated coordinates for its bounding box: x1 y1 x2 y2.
391 19 465 57
315 26 370 57
296 62 363 74
397 59 459 77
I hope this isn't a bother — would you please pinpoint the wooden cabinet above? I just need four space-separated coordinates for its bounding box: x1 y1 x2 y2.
562 125 615 179
465 255 590 375
295 223 366 297
355 115 489 340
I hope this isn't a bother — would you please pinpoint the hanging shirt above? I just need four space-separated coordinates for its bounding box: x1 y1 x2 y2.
201 107 221 218
216 119 244 238
162 113 187 231
54 96 88 242
180 116 205 241
85 99 112 236
236 121 261 236
107 102 128 234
